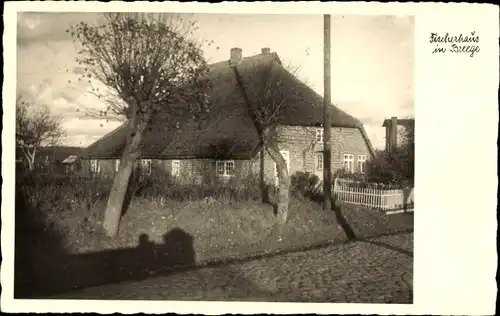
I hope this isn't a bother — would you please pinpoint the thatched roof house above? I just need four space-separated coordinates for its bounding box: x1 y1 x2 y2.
82 48 375 181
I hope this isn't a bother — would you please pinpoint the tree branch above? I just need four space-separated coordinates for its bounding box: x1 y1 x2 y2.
68 13 211 124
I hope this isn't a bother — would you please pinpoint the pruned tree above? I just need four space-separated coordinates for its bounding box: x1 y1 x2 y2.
232 59 303 235
68 13 211 237
16 97 65 171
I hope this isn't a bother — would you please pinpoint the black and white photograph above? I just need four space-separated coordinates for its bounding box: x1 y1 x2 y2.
2 2 497 315
13 11 415 302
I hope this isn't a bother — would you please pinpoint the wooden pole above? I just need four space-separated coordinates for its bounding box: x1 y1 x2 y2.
323 14 332 211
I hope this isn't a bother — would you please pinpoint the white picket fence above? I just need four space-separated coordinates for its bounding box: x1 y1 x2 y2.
333 178 414 213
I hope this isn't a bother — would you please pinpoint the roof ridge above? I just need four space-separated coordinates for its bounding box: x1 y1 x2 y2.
84 51 375 160
82 122 128 157
208 52 281 69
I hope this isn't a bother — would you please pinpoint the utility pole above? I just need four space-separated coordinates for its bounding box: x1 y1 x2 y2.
323 14 332 211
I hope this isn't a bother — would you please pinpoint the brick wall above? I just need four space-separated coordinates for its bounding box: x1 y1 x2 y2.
81 159 115 180
256 125 373 183
83 158 255 184
82 125 371 185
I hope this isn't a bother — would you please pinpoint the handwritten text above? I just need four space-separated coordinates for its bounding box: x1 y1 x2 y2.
430 32 480 57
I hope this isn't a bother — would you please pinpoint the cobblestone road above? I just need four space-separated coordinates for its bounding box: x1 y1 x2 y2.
57 232 413 303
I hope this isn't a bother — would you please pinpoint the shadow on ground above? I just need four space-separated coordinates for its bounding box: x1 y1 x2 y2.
305 190 414 242
14 188 280 299
360 239 413 258
14 188 199 298
57 265 283 301
15 221 197 298
14 181 413 299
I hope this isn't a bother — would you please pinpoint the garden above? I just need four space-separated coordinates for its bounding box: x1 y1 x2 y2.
15 170 413 298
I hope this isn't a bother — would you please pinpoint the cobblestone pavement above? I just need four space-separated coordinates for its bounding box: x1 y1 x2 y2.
57 232 413 303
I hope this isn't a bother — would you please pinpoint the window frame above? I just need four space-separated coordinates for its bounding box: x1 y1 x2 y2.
316 153 324 171
90 159 100 173
216 160 235 177
357 154 367 174
172 160 181 177
140 159 152 176
343 154 354 173
315 128 324 143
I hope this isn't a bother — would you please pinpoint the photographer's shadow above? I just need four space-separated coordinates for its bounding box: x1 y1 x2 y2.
19 227 198 298
148 228 196 269
125 228 196 279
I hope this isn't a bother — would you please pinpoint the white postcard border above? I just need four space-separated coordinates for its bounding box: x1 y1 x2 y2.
2 2 498 315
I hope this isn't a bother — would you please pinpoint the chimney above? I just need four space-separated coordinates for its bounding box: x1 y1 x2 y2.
261 47 271 54
390 116 398 153
230 47 242 65
385 123 390 152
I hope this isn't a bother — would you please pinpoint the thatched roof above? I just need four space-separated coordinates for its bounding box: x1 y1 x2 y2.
16 146 83 163
83 51 375 160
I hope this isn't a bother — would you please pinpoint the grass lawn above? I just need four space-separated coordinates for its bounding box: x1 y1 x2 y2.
14 173 413 298
60 197 347 257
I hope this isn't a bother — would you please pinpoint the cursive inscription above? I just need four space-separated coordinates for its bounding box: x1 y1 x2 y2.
430 32 480 57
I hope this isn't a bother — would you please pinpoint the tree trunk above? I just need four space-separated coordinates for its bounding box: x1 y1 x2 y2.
264 139 290 233
25 149 36 172
102 118 148 237
259 145 267 203
27 159 35 172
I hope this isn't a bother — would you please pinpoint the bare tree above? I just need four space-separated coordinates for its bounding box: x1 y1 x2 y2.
233 58 304 235
16 97 65 171
68 13 211 237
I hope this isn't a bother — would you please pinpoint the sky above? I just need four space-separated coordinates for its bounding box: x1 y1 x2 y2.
17 13 414 149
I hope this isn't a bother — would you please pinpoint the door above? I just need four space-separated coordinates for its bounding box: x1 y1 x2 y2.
275 150 290 186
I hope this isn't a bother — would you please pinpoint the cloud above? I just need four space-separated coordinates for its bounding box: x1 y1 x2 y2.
359 117 383 126
62 134 103 147
364 124 386 150
62 117 122 137
61 118 122 147
17 13 413 150
17 12 100 48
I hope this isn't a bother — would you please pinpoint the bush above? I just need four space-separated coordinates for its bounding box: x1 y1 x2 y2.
367 124 414 186
132 171 263 203
14 170 114 276
335 179 409 190
17 172 108 211
333 169 367 182
366 150 414 187
290 172 321 199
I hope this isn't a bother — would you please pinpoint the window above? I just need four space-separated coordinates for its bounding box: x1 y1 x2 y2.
141 159 152 175
315 128 324 143
115 159 121 172
90 159 100 173
172 160 181 177
216 160 235 177
357 155 367 173
316 153 323 171
343 154 354 172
